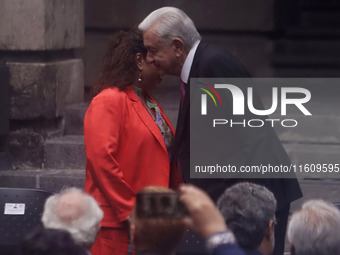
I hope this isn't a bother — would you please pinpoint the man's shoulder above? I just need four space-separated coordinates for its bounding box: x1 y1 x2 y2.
212 243 245 255
212 243 263 255
195 41 223 61
196 41 238 62
192 41 250 78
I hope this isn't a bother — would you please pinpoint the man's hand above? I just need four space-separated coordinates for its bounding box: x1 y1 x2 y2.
179 184 227 238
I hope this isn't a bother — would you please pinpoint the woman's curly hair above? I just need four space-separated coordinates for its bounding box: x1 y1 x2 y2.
92 28 147 96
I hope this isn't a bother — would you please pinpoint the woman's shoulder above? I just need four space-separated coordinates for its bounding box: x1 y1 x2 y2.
94 87 126 98
91 87 129 104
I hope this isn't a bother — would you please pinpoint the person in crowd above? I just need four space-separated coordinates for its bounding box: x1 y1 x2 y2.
287 199 340 255
129 186 186 255
217 182 276 255
138 7 302 255
180 184 250 255
84 28 182 255
19 228 87 255
41 187 103 252
180 183 278 255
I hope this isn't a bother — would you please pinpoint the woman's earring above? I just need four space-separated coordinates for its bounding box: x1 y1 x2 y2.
138 72 142 82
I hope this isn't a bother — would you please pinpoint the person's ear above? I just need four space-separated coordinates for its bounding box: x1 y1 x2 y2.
264 219 274 240
172 38 185 57
269 219 274 236
136 53 144 71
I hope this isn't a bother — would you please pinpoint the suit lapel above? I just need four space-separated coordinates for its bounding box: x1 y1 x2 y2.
125 86 168 152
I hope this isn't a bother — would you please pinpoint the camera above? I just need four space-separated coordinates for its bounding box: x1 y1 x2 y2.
136 192 188 218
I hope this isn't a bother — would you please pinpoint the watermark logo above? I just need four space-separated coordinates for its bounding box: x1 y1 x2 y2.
197 81 312 128
200 84 312 116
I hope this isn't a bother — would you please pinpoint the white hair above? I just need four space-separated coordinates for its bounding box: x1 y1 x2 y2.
138 7 201 49
288 199 340 255
41 187 103 250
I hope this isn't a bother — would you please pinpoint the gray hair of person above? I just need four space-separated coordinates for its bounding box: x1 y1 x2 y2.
287 199 340 255
41 187 103 250
138 7 201 49
217 182 277 249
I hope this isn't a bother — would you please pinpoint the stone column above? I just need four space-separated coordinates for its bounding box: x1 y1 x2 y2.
0 0 84 169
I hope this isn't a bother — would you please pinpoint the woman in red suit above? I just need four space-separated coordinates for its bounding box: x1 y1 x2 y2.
84 29 182 255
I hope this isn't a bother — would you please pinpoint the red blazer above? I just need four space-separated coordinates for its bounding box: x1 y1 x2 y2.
84 86 181 228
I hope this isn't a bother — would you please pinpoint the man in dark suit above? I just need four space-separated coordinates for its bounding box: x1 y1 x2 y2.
139 7 302 255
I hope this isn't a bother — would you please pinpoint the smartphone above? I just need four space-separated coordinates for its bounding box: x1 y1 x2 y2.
136 191 188 218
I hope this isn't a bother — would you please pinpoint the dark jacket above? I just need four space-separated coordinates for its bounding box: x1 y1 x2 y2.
212 244 263 255
173 41 302 208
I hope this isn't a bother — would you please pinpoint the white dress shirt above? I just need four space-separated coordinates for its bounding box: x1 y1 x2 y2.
180 40 201 84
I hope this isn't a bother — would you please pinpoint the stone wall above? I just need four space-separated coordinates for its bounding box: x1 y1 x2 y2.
0 0 85 169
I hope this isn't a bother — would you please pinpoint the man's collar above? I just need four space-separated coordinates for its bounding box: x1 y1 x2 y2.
180 40 201 84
